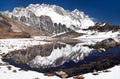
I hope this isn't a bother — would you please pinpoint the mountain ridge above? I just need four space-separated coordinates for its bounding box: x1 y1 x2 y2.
3 4 94 34
0 13 52 39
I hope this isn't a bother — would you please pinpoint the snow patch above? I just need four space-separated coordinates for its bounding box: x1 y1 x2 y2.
0 38 50 54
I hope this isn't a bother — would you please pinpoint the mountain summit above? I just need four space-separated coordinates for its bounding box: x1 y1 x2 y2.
3 4 94 33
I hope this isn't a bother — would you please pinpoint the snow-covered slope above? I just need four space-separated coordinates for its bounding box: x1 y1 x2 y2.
3 4 94 30
83 65 120 79
0 38 50 54
75 31 120 44
0 65 61 79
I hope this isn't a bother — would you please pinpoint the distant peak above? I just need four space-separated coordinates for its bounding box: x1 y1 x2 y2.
27 3 63 9
95 22 106 27
31 3 40 6
73 9 79 12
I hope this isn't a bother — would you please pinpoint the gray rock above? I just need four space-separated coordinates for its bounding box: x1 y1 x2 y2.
89 38 119 50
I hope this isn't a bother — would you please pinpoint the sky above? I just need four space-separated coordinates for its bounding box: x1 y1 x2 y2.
0 0 120 25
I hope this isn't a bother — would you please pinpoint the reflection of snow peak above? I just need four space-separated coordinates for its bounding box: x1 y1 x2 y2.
28 44 91 68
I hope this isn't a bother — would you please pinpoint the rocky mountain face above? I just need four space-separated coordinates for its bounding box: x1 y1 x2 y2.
3 4 94 34
0 14 30 38
0 12 53 38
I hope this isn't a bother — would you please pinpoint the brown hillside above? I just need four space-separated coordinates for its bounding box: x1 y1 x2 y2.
0 13 51 38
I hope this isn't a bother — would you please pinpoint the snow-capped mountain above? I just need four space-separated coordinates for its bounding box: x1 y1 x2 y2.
1 3 120 79
3 4 94 33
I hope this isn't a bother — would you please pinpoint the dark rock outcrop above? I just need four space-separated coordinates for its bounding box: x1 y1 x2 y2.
39 15 54 33
0 14 12 32
89 38 119 50
87 22 120 32
53 23 71 34
0 19 12 33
